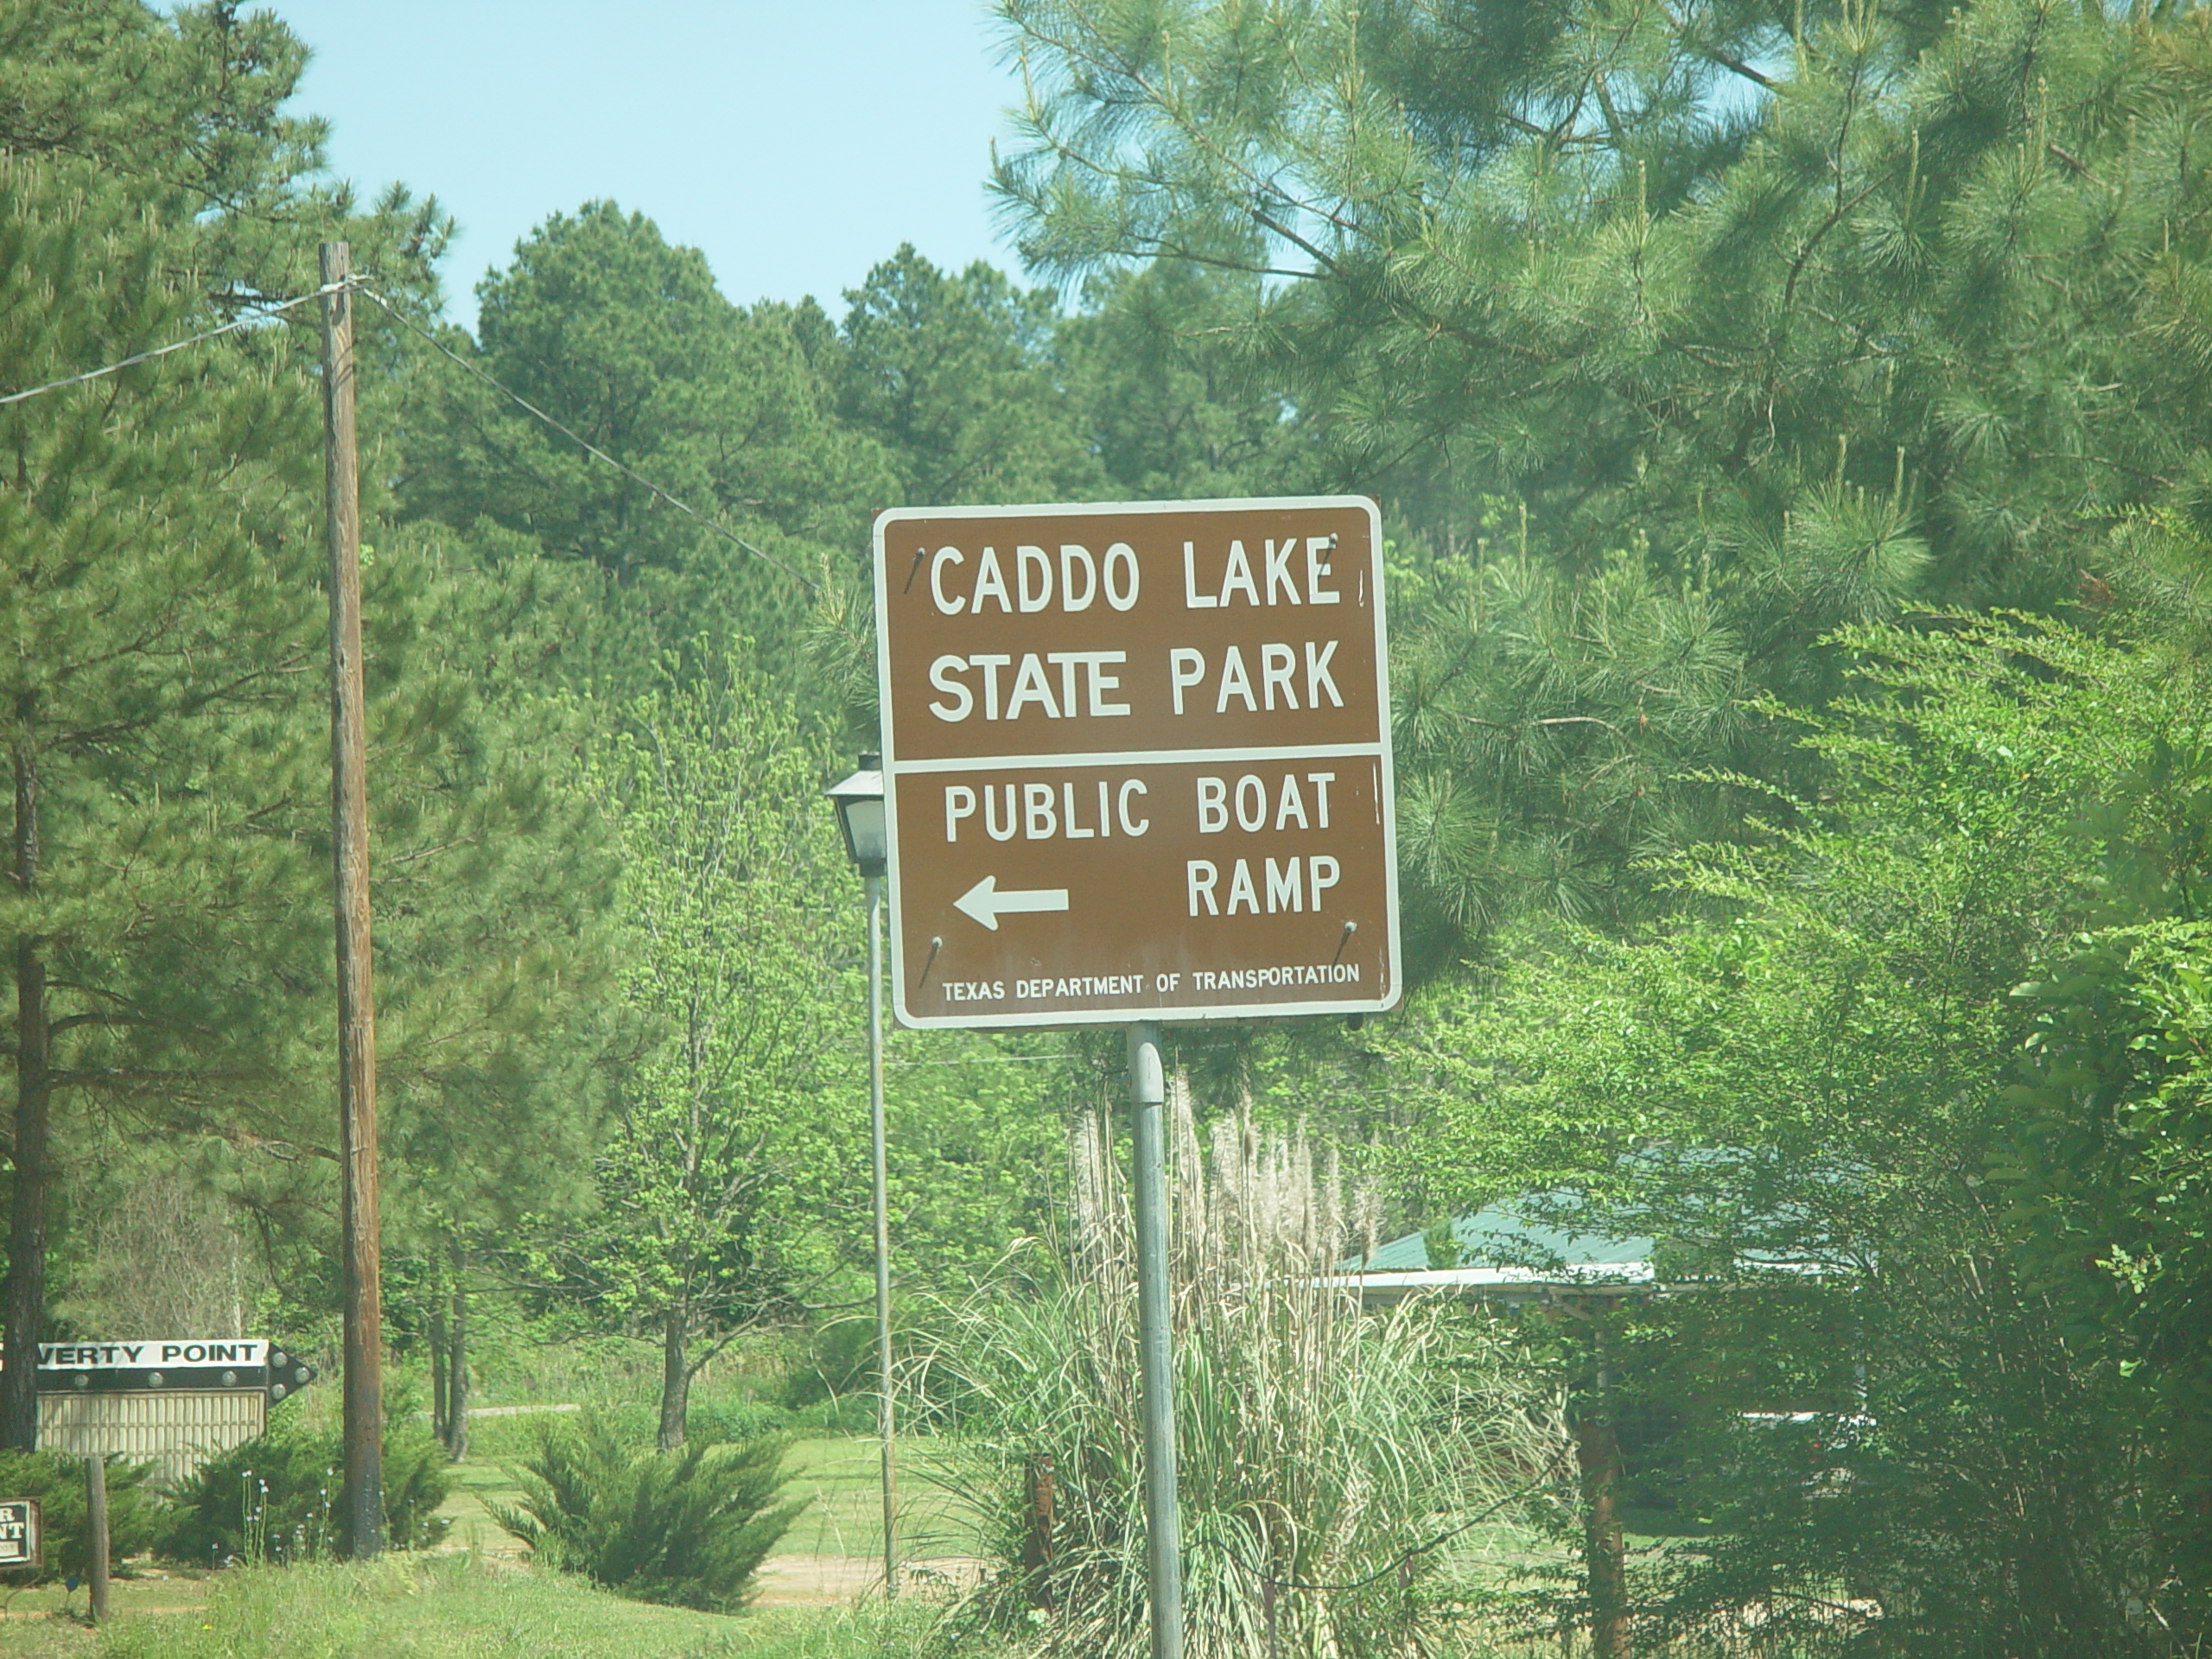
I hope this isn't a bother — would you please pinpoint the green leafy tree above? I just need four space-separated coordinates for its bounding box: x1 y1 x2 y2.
877 1032 1071 1289
556 645 854 1448
1384 617 2212 1652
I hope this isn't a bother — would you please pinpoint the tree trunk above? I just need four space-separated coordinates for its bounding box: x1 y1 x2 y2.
3 736 48 1452
657 1306 689 1451
1575 1393 1629 1659
444 1264 467 1462
429 1294 448 1449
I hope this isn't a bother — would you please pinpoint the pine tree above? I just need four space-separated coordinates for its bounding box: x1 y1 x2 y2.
0 146 329 1444
398 201 893 699
1059 262 1318 502
2 1 617 1445
995 0 2212 952
833 244 1103 506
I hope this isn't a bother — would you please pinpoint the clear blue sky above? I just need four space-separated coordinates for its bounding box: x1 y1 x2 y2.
266 1 1029 329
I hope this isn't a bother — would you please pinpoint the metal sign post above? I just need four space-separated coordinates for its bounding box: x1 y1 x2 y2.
867 869 898 1599
1126 1022 1181 1659
872 497 1400 1658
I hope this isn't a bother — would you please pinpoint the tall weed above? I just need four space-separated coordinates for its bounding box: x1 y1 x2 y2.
922 1082 1562 1658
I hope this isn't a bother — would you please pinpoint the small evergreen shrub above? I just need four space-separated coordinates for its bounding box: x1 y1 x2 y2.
162 1410 450 1564
0 1451 162 1581
491 1413 804 1611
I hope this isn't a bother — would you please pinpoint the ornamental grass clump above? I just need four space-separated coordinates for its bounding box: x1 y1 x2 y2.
491 1414 804 1613
925 1080 1560 1658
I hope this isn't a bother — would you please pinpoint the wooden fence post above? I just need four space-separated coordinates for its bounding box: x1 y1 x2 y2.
84 1454 108 1623
1023 1452 1057 1608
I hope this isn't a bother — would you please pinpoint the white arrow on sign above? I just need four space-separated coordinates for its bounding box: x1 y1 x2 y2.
954 874 1071 931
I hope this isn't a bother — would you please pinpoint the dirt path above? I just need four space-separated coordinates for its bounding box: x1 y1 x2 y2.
753 1554 987 1606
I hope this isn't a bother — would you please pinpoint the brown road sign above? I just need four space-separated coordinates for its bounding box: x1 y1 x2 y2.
874 496 1400 1028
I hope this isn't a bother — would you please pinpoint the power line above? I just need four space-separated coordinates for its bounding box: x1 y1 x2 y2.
886 1053 1069 1069
353 283 820 594
0 274 825 599
0 283 340 409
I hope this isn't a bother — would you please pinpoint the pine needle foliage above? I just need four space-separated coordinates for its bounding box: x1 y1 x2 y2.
925 1079 1561 1658
994 0 2212 959
490 1414 805 1614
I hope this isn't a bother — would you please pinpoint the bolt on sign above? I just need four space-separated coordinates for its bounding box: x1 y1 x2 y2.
874 497 1401 1027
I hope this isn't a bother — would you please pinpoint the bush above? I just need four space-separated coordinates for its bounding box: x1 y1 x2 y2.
162 1408 451 1564
491 1413 804 1611
779 1306 878 1408
0 1451 162 1580
688 1397 798 1445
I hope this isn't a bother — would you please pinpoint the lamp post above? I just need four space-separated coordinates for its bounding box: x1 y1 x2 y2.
825 754 895 1599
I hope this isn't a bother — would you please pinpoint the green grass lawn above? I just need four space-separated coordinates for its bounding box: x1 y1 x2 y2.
0 1423 1578 1658
774 1437 988 1563
0 1573 213 1659
0 1431 999 1659
0 1552 1586 1659
0 1555 981 1659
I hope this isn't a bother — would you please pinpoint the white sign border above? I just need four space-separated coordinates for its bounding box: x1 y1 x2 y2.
874 494 1403 1031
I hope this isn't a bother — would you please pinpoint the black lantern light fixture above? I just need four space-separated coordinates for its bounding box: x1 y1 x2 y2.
825 752 887 878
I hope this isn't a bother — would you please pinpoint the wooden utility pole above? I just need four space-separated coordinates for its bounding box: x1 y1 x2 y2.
319 240 383 1559
1576 1334 1629 1659
84 1455 109 1623
3 720 48 1452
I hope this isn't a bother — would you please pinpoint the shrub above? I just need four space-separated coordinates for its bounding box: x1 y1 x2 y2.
491 1413 804 1611
689 1397 799 1445
0 1451 163 1580
162 1408 451 1564
920 1086 1563 1659
779 1305 878 1408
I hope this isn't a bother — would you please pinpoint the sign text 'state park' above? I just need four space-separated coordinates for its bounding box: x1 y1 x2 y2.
874 497 1402 1029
